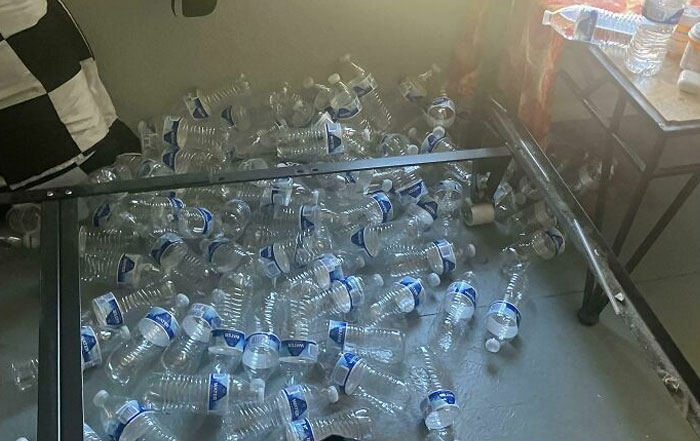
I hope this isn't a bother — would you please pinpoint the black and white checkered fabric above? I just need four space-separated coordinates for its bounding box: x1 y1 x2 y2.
0 0 138 191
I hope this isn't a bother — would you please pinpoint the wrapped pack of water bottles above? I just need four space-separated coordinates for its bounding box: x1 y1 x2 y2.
8 54 583 441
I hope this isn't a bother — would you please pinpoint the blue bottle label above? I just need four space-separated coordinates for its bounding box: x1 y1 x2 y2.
106 400 151 441
259 244 285 278
427 389 457 411
220 106 236 127
193 207 214 236
283 385 309 420
421 131 446 154
328 320 348 347
340 276 363 310
92 203 112 228
144 307 179 341
245 332 281 351
187 303 222 329
350 227 375 257
183 91 209 119
211 328 246 352
350 74 377 97
447 281 477 305
161 148 178 170
116 253 137 285
162 116 182 146
80 325 102 369
335 97 362 120
416 196 439 221
433 239 456 274
150 232 183 265
208 373 230 413
206 238 231 263
487 300 521 326
371 192 393 222
398 180 428 205
333 352 362 394
280 339 318 361
299 205 317 233
318 253 343 282
287 418 315 441
325 122 344 155
93 291 124 327
399 276 424 307
544 227 566 256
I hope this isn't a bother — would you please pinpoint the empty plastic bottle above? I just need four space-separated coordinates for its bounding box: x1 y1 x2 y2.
501 227 566 273
325 320 406 365
378 133 419 156
140 372 255 414
493 182 527 222
432 180 464 237
92 280 178 328
485 265 527 353
6 204 41 234
150 233 219 295
182 74 251 121
81 252 161 287
412 127 474 184
79 226 139 256
625 0 686 76
504 200 557 235
84 423 104 441
429 271 478 353
137 158 174 178
390 166 429 206
160 303 222 373
162 148 226 175
275 123 352 161
302 77 334 117
398 63 443 106
158 115 230 152
328 73 371 135
285 252 365 291
228 180 293 209
339 192 393 226
93 390 179 441
105 294 190 386
200 238 251 272
325 352 409 415
280 282 318 386
566 161 603 196
243 291 283 394
389 239 463 286
543 5 641 57
284 408 372 441
367 276 426 327
339 54 392 132
425 86 456 129
308 275 384 321
414 346 460 429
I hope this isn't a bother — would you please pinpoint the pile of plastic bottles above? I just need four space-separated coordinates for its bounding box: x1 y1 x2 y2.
8 54 576 441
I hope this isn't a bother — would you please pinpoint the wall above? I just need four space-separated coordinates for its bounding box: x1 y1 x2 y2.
62 0 471 130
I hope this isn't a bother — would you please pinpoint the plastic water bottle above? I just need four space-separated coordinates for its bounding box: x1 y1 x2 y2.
160 303 222 373
485 266 527 353
223 384 340 441
565 160 603 196
325 352 409 415
275 123 356 161
339 192 394 226
425 86 456 129
278 227 335 269
626 0 686 76
6 204 41 234
493 182 528 222
338 54 392 132
161 147 226 175
302 77 334 117
412 127 474 184
432 180 464 237
136 158 174 178
182 74 250 120
243 291 283 394
284 408 372 441
543 5 642 57
150 233 219 295
200 238 251 272
80 252 161 287
10 325 129 391
285 252 365 291
378 133 419 156
79 226 139 256
328 73 371 135
429 271 478 353
158 115 230 152
501 227 566 273
325 320 406 365
413 346 460 429
91 280 178 328
354 198 436 256
84 423 104 441
228 180 293 209
308 275 384 320
280 282 318 386
389 166 429 206
398 63 443 106
367 276 426 327
93 390 179 441
389 239 466 286
105 294 190 386
140 372 254 414
504 200 557 235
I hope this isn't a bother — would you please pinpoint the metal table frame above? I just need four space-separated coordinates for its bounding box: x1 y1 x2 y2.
555 44 700 325
2 101 699 439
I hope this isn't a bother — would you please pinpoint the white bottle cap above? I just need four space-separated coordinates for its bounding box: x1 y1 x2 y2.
381 179 393 192
175 293 190 308
678 69 700 94
119 325 131 341
407 127 417 138
328 73 341 85
431 63 442 73
427 273 441 287
302 76 315 89
371 274 384 287
327 385 340 403
432 126 446 138
339 53 352 63
485 337 501 353
464 243 477 258
356 255 366 269
93 390 110 407
406 144 419 155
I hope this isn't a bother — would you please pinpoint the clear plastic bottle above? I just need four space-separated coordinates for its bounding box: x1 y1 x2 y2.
378 133 419 157
161 148 226 175
150 233 219 296
160 303 222 373
136 158 174 178
328 73 371 135
80 252 161 287
398 63 443 106
414 346 460 429
432 180 464 238
182 74 251 121
367 276 426 327
91 280 178 328
242 291 282 394
625 0 686 76
284 252 364 291
105 294 190 386
485 266 527 353
325 352 409 415
501 227 566 273
425 86 456 129
275 123 352 161
200 238 251 272
280 282 318 386
84 423 104 441
228 180 293 209
93 390 179 441
412 127 474 184
284 408 372 441
429 271 478 353
325 319 406 365
389 239 465 286
566 161 603 196
389 166 429 206
493 182 528 222
109 194 182 231
339 192 394 226
158 115 230 152
338 54 392 132
543 5 642 57
140 372 254 414
302 77 334 117
504 200 557 235
308 275 384 321
79 226 139 256
224 384 340 441
6 203 41 234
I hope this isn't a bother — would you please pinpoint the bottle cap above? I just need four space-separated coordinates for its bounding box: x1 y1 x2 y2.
381 179 393 192
302 77 315 89
93 390 109 407
327 385 340 403
427 273 441 287
485 337 501 353
407 127 417 138
175 293 190 308
432 126 446 138
431 63 442 73
407 144 419 155
464 243 477 258
370 274 384 287
328 73 341 84
16 438 29 441
119 325 131 341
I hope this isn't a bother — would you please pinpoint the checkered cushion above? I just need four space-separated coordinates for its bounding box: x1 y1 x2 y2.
0 0 138 191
